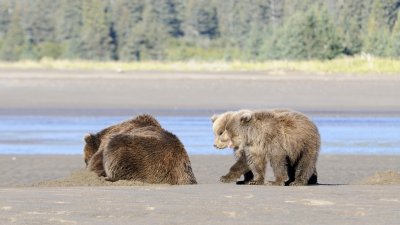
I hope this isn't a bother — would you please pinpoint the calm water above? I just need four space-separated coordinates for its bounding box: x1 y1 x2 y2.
0 116 399 155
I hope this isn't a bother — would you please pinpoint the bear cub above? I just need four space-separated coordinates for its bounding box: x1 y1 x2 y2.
225 109 320 186
213 109 319 186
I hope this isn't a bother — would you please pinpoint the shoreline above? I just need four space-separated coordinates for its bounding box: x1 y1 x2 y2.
2 56 400 74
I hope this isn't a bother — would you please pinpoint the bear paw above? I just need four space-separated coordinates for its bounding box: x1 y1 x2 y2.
289 180 307 186
269 180 286 186
248 180 264 185
220 175 236 183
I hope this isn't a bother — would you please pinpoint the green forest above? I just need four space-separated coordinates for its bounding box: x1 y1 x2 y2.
0 0 400 62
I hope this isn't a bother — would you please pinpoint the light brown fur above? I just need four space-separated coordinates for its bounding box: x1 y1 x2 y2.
83 114 197 185
212 110 253 183
224 109 320 186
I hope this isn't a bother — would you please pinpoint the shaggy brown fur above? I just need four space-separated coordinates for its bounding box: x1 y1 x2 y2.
212 110 253 184
225 109 320 186
83 114 197 185
102 126 197 184
83 114 162 176
211 109 317 185
83 115 161 164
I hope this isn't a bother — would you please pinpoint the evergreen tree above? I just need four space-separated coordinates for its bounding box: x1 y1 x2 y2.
0 2 25 61
215 0 272 50
79 0 113 60
267 7 342 60
24 0 57 44
117 0 167 61
56 0 83 59
122 23 146 61
389 12 400 57
382 0 400 30
156 0 184 37
113 0 144 61
0 0 399 61
0 1 11 50
364 0 391 56
184 0 219 39
266 12 305 59
338 0 365 55
315 8 343 59
269 0 284 30
137 1 168 60
245 17 269 60
0 0 11 39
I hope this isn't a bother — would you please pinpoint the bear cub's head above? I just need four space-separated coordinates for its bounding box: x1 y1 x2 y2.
211 112 233 149
211 110 251 149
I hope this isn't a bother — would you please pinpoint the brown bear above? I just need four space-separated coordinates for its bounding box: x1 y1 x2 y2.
83 114 197 185
223 109 320 186
83 114 162 177
211 109 315 185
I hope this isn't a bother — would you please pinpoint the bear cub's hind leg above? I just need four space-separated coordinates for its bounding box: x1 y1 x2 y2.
236 170 254 185
289 151 317 186
269 154 290 186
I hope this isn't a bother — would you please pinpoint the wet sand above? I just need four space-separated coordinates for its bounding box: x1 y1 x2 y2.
1 155 400 187
0 154 400 224
1 69 400 116
0 69 399 224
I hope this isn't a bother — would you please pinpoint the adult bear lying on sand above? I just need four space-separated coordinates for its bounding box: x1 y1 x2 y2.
83 114 162 176
83 114 197 185
214 109 319 186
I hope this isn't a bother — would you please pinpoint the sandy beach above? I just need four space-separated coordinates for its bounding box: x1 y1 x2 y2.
0 69 400 224
0 154 400 224
1 69 400 116
1 154 400 187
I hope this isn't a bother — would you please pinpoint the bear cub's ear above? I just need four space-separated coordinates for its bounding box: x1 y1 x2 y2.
84 133 96 144
240 112 252 124
211 114 219 123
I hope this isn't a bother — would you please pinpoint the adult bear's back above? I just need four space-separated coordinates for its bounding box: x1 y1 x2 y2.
103 126 197 185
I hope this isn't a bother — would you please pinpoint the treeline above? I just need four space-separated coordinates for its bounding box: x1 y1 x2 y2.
0 0 400 61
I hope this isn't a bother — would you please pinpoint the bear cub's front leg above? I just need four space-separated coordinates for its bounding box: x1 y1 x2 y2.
220 153 251 183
